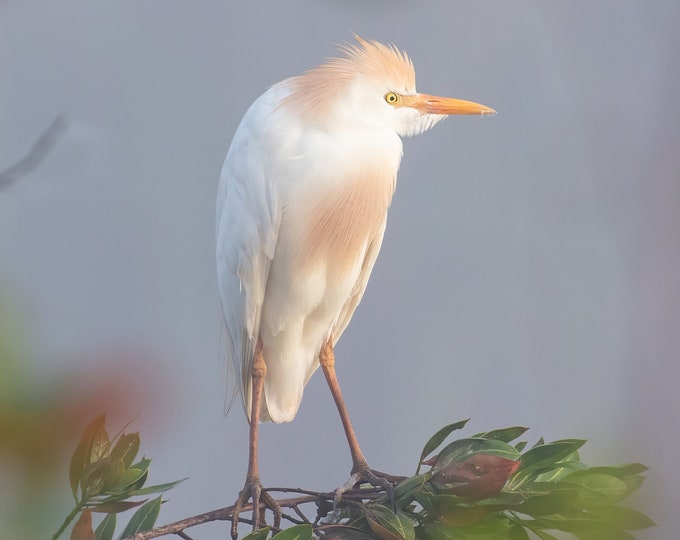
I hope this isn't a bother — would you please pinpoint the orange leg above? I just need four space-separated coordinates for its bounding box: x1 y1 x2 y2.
319 341 368 473
231 341 281 539
319 341 394 500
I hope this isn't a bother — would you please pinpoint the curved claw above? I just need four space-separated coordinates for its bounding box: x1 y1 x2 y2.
231 480 282 539
334 467 396 508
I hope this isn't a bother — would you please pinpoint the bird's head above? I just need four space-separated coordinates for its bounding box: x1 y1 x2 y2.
282 37 495 137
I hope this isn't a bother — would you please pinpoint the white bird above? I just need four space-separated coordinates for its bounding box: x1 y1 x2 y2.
216 37 494 536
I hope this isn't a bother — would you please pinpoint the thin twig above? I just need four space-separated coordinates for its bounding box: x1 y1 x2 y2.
266 487 334 496
0 115 67 190
279 512 306 525
267 486 384 499
290 503 309 523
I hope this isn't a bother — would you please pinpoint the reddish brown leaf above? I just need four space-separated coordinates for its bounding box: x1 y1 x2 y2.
70 509 95 540
431 453 520 500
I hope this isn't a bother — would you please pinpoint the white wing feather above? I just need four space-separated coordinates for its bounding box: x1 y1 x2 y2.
216 88 284 421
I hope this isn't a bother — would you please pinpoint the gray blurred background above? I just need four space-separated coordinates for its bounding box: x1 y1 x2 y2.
1 1 678 538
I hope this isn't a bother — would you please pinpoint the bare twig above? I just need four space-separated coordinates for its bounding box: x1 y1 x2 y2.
289 503 308 523
0 115 67 190
279 512 306 526
123 487 388 540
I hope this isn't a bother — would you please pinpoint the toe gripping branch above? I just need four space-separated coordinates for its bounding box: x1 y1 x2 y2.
230 479 282 539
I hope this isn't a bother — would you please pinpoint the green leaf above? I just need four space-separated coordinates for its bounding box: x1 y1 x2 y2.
507 523 530 540
534 460 586 482
241 527 271 540
365 504 411 540
112 458 151 492
428 495 498 527
69 415 107 499
472 426 528 443
518 440 586 471
90 421 111 463
396 512 416 540
530 516 609 533
130 457 152 475
393 474 430 503
94 513 115 540
312 525 375 540
453 519 513 538
514 441 527 452
101 458 125 492
460 519 510 540
470 490 525 507
428 494 463 515
520 520 558 540
90 499 147 513
119 496 161 537
588 505 655 530
510 439 586 488
113 467 146 491
109 432 140 468
129 458 151 486
413 489 436 513
81 459 111 499
272 524 313 540
528 529 558 540
582 463 648 477
620 473 646 495
515 488 579 516
575 527 636 540
418 521 463 540
417 420 470 473
563 472 630 503
512 480 571 496
422 520 516 540
123 477 187 497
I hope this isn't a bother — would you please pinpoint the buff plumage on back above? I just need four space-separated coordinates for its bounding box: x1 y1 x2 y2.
283 37 416 128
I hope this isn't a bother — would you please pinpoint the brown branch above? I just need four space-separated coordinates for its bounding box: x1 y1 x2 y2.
124 495 317 540
279 512 306 526
123 487 389 540
289 503 309 523
0 115 67 190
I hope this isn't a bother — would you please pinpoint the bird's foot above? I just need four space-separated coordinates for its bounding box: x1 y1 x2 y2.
334 464 400 508
230 478 282 539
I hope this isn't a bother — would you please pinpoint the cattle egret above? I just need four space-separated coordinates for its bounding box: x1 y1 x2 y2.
217 37 494 536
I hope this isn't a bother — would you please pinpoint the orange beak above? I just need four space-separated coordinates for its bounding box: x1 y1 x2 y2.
402 93 496 116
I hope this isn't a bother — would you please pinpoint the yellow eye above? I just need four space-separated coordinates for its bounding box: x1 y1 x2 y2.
384 92 400 105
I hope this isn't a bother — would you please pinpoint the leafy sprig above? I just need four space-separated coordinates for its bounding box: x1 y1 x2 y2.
53 415 184 540
244 421 651 540
309 419 654 540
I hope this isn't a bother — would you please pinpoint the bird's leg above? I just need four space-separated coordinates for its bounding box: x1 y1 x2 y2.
231 341 281 540
318 341 394 504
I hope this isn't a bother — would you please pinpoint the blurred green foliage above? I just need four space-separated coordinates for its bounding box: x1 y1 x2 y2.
0 297 72 538
0 297 171 540
54 414 183 540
